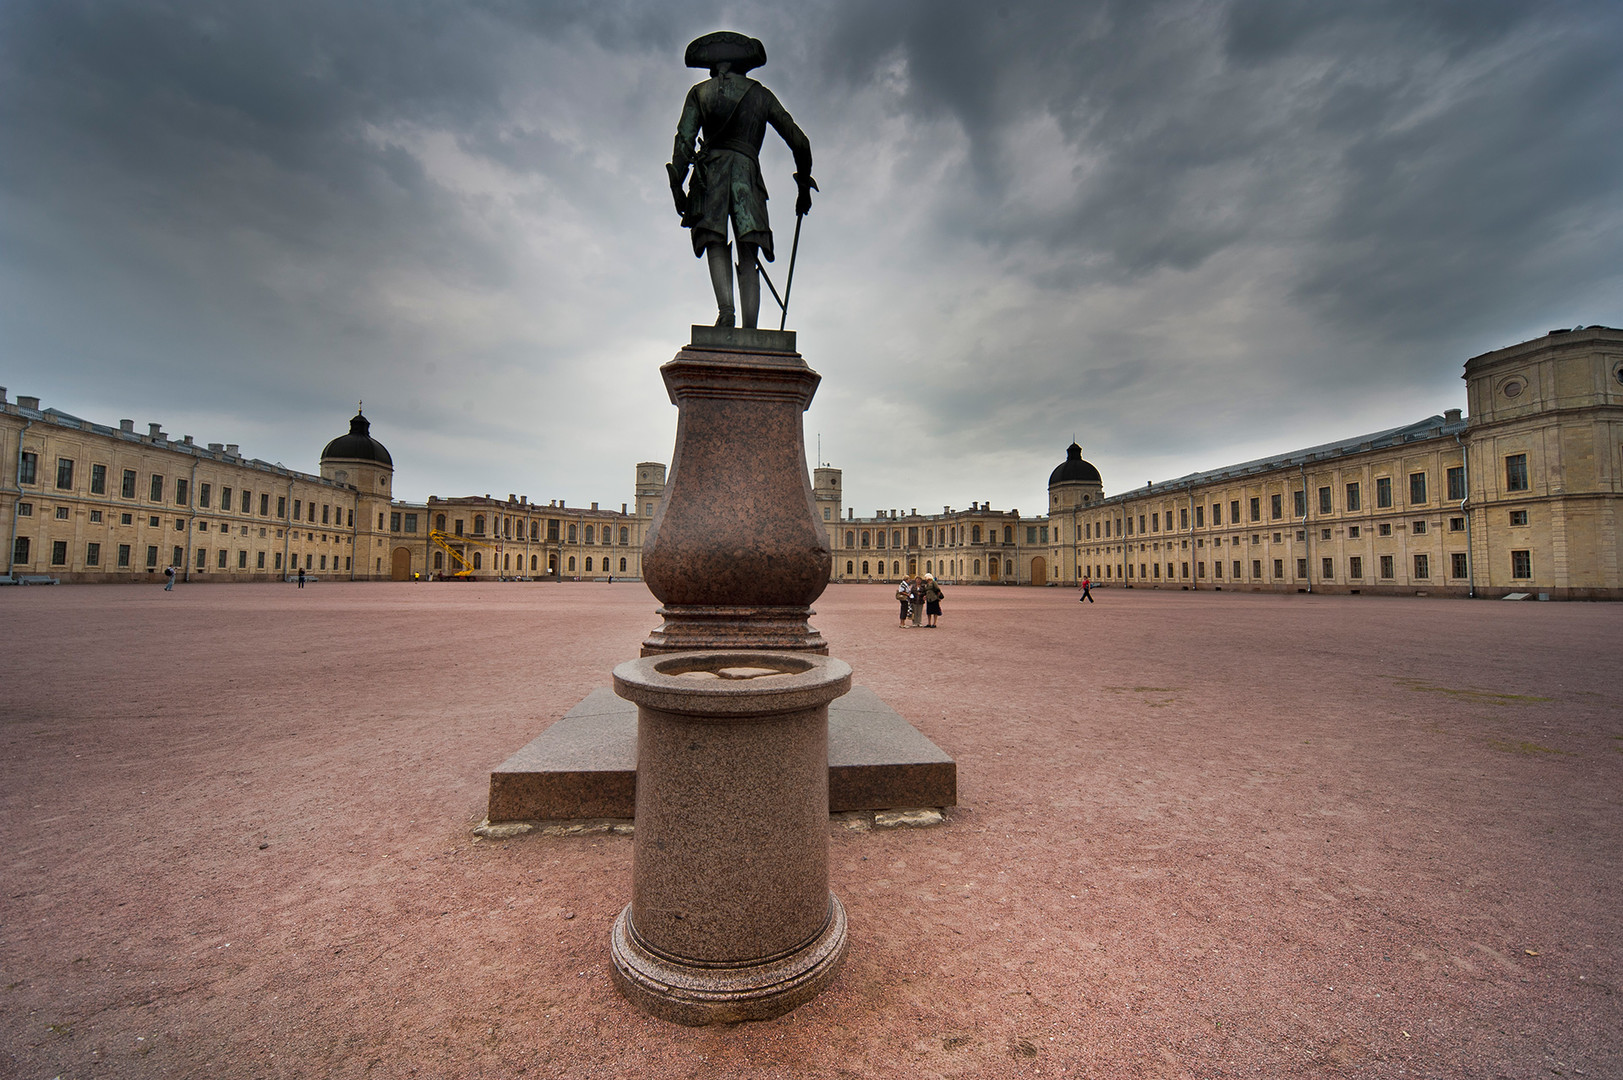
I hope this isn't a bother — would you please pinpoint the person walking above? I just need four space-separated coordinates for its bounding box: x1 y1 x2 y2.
163 565 175 591
909 576 924 627
922 573 943 628
1079 574 1093 603
297 566 306 589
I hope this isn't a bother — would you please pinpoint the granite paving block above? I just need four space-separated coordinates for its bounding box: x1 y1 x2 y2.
487 684 955 822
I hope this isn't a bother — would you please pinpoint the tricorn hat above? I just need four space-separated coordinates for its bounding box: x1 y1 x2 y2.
685 31 766 73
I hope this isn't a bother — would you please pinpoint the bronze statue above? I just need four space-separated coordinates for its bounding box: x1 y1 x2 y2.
668 32 815 329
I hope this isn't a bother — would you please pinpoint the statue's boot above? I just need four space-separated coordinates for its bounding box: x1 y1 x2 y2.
707 243 735 327
737 251 761 329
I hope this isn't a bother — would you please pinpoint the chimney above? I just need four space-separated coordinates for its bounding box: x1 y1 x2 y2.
120 420 135 433
1444 408 1462 423
225 444 239 456
944 506 950 514
621 503 627 514
591 501 599 511
183 435 194 446
208 443 224 452
971 501 978 511
0 387 6 405
149 423 163 438
508 493 516 503
19 395 41 410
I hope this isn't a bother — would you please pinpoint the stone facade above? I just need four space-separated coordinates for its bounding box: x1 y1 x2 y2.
6 328 1618 596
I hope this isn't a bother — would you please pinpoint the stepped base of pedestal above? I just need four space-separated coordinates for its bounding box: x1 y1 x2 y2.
486 685 956 822
609 893 848 1026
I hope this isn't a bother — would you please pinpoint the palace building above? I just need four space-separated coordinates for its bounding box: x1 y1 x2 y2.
5 328 1619 596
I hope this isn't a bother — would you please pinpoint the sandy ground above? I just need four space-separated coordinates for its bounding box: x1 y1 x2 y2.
0 580 1618 1079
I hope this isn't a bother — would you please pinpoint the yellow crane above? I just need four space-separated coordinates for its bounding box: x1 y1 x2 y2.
428 530 503 579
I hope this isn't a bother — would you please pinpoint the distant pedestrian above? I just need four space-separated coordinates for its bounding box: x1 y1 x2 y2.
909 576 924 627
922 573 943 628
163 565 175 591
297 567 306 589
1079 574 1093 603
896 579 911 627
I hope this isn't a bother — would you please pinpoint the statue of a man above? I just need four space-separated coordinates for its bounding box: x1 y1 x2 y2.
668 32 815 329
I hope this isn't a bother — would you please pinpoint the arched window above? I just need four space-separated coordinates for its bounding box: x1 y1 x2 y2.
620 527 629 544
974 559 981 574
1003 525 1012 543
586 557 593 572
474 514 485 534
893 530 901 548
860 530 870 548
1005 560 1013 575
862 560 870 575
504 553 510 570
585 525 594 544
619 557 627 572
568 556 576 571
845 560 853 574
531 555 538 571
972 525 982 543
434 552 443 569
568 524 577 542
435 514 446 531
473 552 483 569
845 531 855 548
548 555 557 574
504 518 512 538
925 560 931 573
531 521 539 541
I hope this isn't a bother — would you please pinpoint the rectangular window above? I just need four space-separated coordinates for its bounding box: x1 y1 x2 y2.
1251 559 1262 578
1138 515 1146 534
1270 494 1282 520
1409 472 1427 505
1413 520 1426 535
1349 556 1362 579
122 469 137 498
1447 466 1466 501
173 545 184 567
275 552 283 570
1293 489 1306 517
1511 549 1531 579
146 545 158 568
1348 525 1360 538
1379 555 1394 579
1322 557 1333 579
175 478 188 506
1194 506 1204 528
199 483 211 509
19 452 37 485
257 551 266 569
293 499 302 520
404 513 418 533
1449 516 1464 532
1345 482 1361 511
1376 477 1392 508
1378 523 1392 536
1040 525 1049 543
51 540 68 565
277 496 286 518
1296 558 1308 579
117 544 131 567
1505 454 1529 492
319 554 327 570
1318 487 1331 514
175 518 185 531
86 542 100 566
56 458 74 489
196 548 207 569
121 513 132 525
1509 510 1528 526
321 504 330 525
238 550 247 568
1272 558 1283 579
243 490 252 513
222 486 233 510
1321 528 1331 541
91 463 107 494
1450 552 1468 579
1150 512 1159 532
1249 497 1260 522
12 537 29 564
1180 507 1189 529
1211 505 1221 526
1413 554 1430 579
390 511 402 532
547 520 559 541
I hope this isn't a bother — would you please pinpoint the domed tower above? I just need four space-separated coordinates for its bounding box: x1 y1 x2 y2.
320 408 394 498
1048 442 1102 513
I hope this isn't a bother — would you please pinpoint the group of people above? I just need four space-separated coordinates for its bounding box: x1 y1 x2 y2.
895 573 944 628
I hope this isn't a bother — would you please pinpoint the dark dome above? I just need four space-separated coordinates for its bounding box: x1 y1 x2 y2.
321 411 392 467
1048 442 1101 486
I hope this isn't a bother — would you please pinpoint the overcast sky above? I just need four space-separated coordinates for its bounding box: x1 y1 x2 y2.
3 1 1620 516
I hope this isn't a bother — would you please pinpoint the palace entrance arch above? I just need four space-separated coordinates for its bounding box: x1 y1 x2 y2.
391 547 412 580
1030 555 1047 586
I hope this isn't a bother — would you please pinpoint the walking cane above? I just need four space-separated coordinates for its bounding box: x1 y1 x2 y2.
779 211 805 332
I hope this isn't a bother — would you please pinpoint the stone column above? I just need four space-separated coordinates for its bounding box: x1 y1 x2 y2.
610 651 851 1025
640 328 833 655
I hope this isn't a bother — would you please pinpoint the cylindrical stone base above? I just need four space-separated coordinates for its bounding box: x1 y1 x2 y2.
610 651 852 1025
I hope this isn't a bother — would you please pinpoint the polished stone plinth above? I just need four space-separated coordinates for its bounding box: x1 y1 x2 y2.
640 333 832 654
608 651 851 1025
486 685 957 822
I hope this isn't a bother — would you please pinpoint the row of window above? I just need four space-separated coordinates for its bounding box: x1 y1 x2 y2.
1085 550 1532 583
426 550 632 574
423 511 632 545
843 523 1020 549
843 558 1011 578
8 538 354 574
1083 456 1531 540
14 453 358 524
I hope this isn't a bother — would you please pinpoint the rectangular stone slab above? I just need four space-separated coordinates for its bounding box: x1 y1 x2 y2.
487 684 956 822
